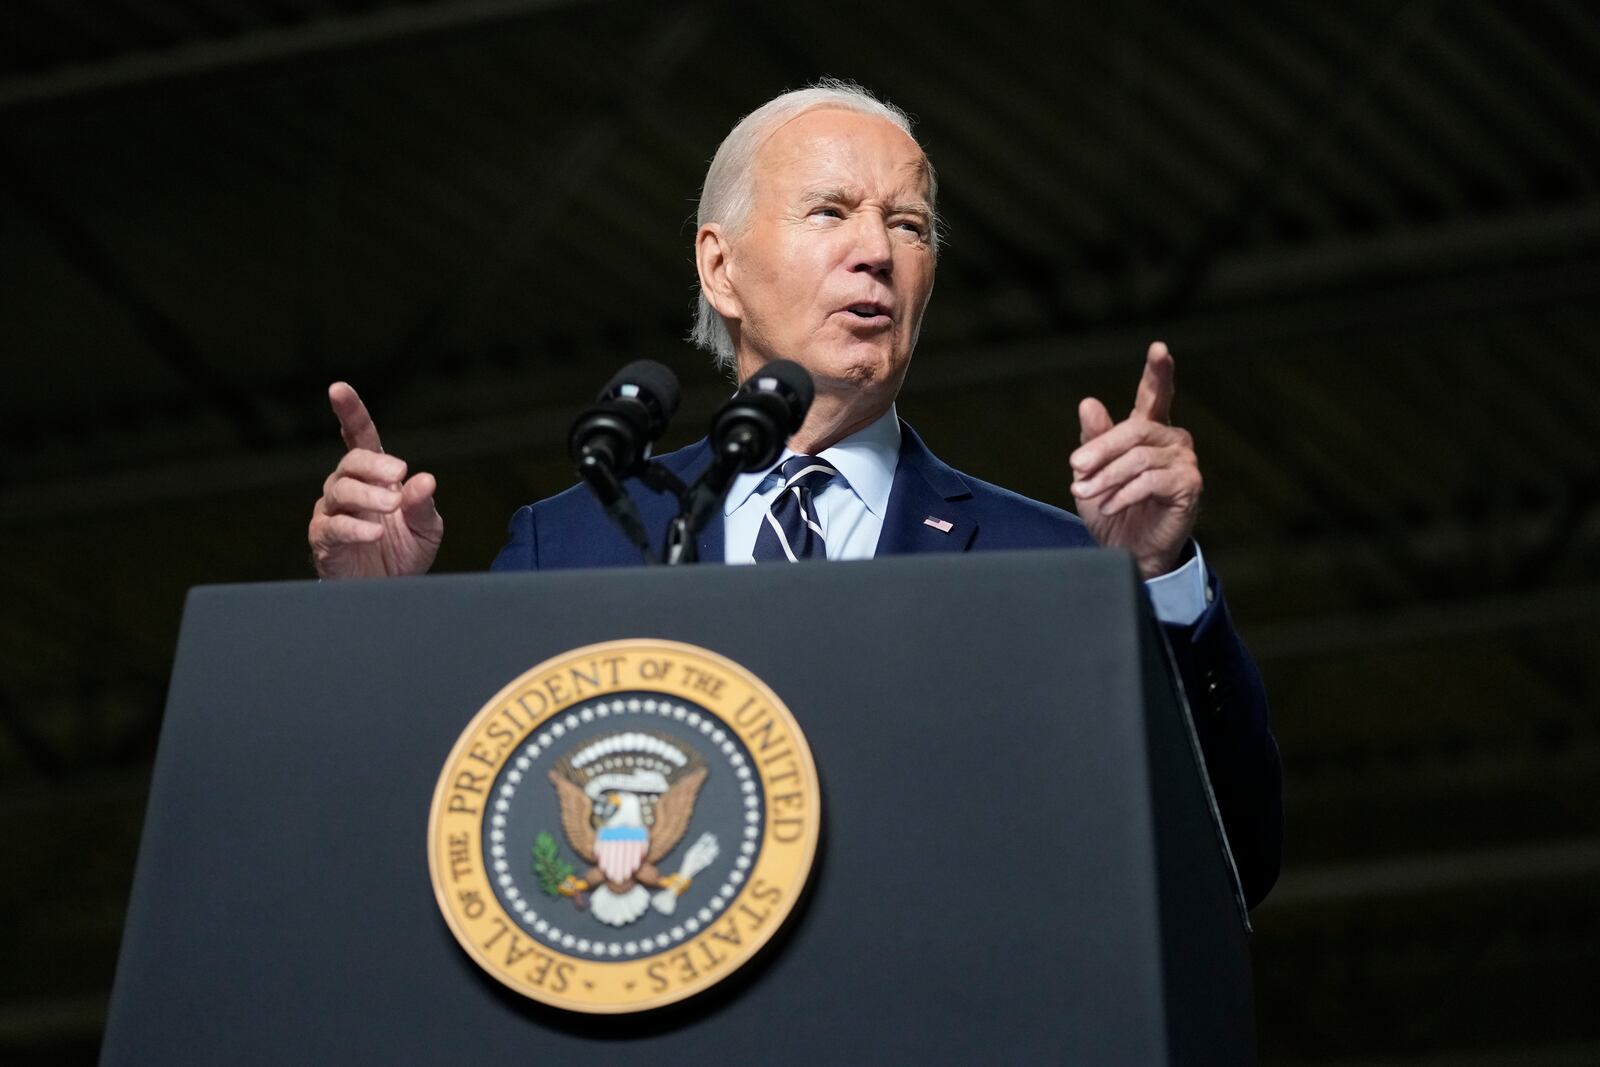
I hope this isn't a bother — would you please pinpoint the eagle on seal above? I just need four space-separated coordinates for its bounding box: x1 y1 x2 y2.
550 762 709 927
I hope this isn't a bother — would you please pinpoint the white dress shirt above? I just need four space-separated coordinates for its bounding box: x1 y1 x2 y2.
722 406 1209 625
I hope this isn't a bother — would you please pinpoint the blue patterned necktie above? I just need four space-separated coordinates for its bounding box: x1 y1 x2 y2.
752 455 841 562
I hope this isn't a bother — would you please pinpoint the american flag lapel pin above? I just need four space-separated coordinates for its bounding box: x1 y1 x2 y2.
923 516 954 533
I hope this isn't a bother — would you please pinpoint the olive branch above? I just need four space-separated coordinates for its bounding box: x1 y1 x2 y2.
531 831 575 896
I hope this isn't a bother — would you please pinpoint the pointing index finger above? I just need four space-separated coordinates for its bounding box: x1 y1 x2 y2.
329 381 383 454
1132 341 1175 424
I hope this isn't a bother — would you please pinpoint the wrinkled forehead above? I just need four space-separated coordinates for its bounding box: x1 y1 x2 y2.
752 107 934 205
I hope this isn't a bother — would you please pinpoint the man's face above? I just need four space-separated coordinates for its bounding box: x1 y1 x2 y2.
715 108 937 405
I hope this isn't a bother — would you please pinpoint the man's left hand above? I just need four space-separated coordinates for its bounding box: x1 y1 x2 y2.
1069 341 1202 579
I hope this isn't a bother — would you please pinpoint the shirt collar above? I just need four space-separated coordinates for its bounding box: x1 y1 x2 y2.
723 404 902 517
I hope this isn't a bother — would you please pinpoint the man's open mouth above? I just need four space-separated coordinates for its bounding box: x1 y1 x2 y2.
844 303 891 321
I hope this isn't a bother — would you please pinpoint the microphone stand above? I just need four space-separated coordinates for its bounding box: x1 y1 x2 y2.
582 430 744 567
575 453 656 565
576 450 693 566
662 428 762 566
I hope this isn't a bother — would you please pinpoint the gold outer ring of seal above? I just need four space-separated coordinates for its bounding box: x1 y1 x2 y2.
427 638 822 1013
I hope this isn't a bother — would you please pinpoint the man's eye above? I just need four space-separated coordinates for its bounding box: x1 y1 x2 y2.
811 206 843 219
894 219 927 237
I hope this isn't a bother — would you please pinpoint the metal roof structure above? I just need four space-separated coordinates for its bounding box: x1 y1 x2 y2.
1 1 1597 1061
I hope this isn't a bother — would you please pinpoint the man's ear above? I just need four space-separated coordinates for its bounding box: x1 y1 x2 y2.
695 223 741 321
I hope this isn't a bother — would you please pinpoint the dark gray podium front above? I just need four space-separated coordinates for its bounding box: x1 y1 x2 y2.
103 549 1253 1064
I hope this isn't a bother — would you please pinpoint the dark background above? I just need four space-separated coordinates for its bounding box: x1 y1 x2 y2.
2 1 1597 1063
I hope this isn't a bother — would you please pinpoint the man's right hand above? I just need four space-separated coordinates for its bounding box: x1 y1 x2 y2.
308 382 443 579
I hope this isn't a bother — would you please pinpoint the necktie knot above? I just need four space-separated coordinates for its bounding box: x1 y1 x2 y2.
775 454 839 492
753 455 840 562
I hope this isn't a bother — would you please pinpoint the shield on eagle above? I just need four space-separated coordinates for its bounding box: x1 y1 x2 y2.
596 824 649 884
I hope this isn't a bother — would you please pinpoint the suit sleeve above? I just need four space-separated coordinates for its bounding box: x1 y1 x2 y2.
490 505 539 572
1161 570 1283 910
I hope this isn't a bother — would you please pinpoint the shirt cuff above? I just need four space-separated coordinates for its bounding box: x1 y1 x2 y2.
1143 541 1209 627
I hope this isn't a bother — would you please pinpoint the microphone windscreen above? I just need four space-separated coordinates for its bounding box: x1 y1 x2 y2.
605 360 681 435
751 359 815 426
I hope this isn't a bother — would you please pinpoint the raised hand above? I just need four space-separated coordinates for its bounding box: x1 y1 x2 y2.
307 382 443 579
1069 342 1202 579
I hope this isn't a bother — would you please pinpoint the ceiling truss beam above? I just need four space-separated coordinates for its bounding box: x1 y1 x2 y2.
0 0 600 112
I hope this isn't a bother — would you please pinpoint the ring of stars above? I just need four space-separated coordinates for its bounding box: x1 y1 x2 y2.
490 696 761 959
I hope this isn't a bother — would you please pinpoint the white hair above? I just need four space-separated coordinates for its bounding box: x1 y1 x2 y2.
690 79 940 373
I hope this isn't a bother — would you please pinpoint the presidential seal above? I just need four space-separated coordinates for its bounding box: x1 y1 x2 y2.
427 639 821 1013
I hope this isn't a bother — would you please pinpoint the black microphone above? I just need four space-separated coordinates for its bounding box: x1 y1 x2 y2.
663 360 815 564
708 359 815 474
568 360 681 477
568 360 681 562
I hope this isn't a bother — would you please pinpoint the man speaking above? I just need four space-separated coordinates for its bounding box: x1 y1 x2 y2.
306 81 1282 907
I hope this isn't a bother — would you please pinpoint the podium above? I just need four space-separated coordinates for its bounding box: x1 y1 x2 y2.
103 549 1253 1064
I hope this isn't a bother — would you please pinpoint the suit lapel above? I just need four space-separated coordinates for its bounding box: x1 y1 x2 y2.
875 422 977 556
697 491 725 564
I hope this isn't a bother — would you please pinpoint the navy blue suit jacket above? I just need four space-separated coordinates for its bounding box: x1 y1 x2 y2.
492 422 1282 907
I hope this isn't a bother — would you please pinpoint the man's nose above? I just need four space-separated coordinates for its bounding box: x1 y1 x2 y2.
848 216 894 275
